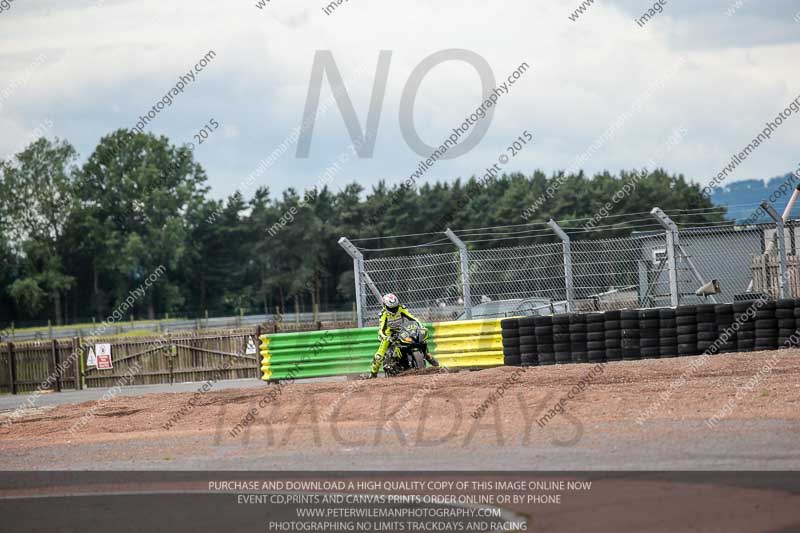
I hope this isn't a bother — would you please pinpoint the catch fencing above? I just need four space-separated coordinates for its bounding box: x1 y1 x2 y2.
340 207 796 326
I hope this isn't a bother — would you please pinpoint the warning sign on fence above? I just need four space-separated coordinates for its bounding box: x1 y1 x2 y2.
95 343 113 370
246 337 257 355
86 347 97 367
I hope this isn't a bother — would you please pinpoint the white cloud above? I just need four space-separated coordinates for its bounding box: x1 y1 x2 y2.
0 0 798 203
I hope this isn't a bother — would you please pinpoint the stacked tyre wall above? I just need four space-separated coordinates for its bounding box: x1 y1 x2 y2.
501 297 800 366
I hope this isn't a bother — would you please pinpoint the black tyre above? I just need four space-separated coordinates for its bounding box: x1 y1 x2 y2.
586 322 605 333
572 352 588 363
756 319 778 329
640 338 659 348
587 341 605 350
640 319 660 330
621 339 640 349
775 309 794 319
587 331 605 341
552 324 570 334
660 327 678 337
554 334 571 344
755 328 778 338
659 308 676 319
569 333 587 342
678 344 698 355
503 346 521 357
554 343 571 352
604 338 621 349
754 342 778 351
697 332 719 342
586 313 605 324
502 338 520 348
677 334 697 344
676 316 697 326
622 349 640 360
676 305 697 316
676 325 697 335
504 354 521 366
587 350 606 362
621 310 639 320
776 299 795 309
605 348 623 361
640 309 661 320
535 326 553 336
734 301 760 313
641 347 660 358
518 326 535 337
518 317 536 328
519 342 537 353
778 319 796 328
660 347 678 357
714 304 734 315
538 353 555 365
501 318 520 330
554 352 572 364
520 353 538 366
604 320 621 330
552 314 571 325
621 320 639 329
660 319 677 328
604 310 621 320
534 316 553 326
697 313 716 323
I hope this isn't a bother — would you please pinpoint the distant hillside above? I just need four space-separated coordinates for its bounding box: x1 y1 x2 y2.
711 172 800 222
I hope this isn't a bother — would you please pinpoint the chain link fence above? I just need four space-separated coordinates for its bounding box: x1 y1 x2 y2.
341 209 793 326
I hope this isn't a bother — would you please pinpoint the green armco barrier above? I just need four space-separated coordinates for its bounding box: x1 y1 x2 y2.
260 318 502 381
261 327 384 381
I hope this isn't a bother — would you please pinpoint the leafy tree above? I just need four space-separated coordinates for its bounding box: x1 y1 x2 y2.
76 130 208 318
0 138 78 323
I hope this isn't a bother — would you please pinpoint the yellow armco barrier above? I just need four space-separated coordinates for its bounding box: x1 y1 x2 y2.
429 318 503 368
260 335 271 381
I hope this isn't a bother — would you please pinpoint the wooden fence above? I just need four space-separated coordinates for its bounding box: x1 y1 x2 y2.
0 328 265 394
751 254 800 299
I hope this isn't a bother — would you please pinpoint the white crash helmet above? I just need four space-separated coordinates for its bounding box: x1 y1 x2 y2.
382 293 400 312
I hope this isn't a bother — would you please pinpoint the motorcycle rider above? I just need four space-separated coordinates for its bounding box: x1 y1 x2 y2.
370 293 439 378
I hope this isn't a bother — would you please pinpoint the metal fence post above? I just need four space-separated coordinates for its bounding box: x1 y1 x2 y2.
763 201 788 298
651 207 680 307
548 220 575 313
339 237 383 327
444 228 472 320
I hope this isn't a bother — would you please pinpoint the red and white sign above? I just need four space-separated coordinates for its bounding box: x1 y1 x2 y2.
95 343 113 370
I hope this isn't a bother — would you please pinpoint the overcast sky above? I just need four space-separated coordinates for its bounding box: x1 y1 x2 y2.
1 0 799 202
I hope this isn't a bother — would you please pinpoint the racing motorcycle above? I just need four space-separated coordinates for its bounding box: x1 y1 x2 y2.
383 322 431 377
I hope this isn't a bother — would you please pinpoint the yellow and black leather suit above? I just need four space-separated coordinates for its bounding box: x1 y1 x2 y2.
370 305 421 374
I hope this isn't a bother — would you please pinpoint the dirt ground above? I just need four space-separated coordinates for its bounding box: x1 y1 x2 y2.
2 350 800 470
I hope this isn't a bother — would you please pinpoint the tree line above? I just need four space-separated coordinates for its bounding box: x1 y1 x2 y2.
0 129 722 325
